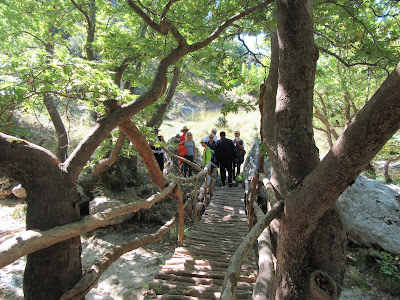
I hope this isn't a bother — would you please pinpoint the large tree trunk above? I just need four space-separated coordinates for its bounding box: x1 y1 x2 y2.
0 134 82 300
272 1 346 299
23 183 82 300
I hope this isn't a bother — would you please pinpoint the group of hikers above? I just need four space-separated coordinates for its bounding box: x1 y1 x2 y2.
150 126 246 188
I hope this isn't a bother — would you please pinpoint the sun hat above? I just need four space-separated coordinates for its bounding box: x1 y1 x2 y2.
181 126 189 132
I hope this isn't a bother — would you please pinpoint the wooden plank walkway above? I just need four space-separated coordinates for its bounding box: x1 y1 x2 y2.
145 186 258 299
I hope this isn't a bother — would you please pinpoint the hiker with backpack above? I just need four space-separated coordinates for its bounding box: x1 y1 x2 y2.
200 138 215 184
200 138 215 167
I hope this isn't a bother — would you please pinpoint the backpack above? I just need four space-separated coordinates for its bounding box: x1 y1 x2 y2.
210 149 217 164
177 144 187 157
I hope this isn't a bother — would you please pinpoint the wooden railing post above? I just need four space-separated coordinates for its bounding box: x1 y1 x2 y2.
221 200 284 299
248 172 259 230
177 184 184 247
204 173 208 206
193 178 199 226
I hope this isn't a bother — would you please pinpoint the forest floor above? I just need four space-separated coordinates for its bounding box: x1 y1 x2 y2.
0 193 399 300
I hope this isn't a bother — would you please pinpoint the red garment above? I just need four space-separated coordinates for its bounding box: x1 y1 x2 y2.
177 144 187 157
177 135 187 167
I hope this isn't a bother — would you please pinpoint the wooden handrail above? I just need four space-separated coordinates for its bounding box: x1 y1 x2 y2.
0 150 219 300
220 200 284 299
0 182 177 268
248 172 259 230
221 146 285 299
61 217 176 300
163 146 202 172
0 158 218 269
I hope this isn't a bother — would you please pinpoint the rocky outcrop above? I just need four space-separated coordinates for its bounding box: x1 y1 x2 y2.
337 175 400 255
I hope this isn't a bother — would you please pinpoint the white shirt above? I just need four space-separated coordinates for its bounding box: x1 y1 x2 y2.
204 135 218 142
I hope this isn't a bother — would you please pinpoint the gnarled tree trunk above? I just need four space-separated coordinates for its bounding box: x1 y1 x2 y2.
262 1 400 299
271 1 346 298
0 135 82 300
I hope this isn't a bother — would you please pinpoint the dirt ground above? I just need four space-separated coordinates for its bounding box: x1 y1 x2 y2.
0 197 398 300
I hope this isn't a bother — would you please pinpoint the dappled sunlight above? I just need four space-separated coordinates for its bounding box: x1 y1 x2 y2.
145 187 257 298
79 226 174 299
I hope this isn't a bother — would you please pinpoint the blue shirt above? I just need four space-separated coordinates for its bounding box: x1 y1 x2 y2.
185 140 195 156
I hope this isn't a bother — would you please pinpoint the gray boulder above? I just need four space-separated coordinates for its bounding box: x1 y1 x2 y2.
89 197 134 226
12 184 27 199
337 175 400 255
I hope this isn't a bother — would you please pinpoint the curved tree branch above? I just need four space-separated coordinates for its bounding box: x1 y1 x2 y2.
63 0 273 182
126 0 167 34
286 61 400 233
43 94 69 162
190 1 274 52
0 133 61 184
92 131 126 180
146 66 181 128
70 0 91 27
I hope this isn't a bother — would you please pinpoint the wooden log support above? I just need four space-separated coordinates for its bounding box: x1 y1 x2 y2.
193 178 199 225
248 172 259 230
253 202 276 299
259 173 279 207
204 174 208 205
177 184 185 247
210 166 218 196
244 179 250 213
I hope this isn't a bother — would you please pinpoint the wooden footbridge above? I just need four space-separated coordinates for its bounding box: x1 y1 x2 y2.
0 153 284 300
145 186 258 299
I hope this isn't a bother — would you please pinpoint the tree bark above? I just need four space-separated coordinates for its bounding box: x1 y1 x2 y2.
272 1 347 299
260 31 287 199
43 94 69 162
146 66 181 128
268 1 400 299
0 134 82 300
383 155 400 184
92 131 126 181
119 120 169 189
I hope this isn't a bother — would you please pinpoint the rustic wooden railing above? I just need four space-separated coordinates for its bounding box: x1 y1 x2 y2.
0 153 217 300
220 149 285 299
1 142 284 299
